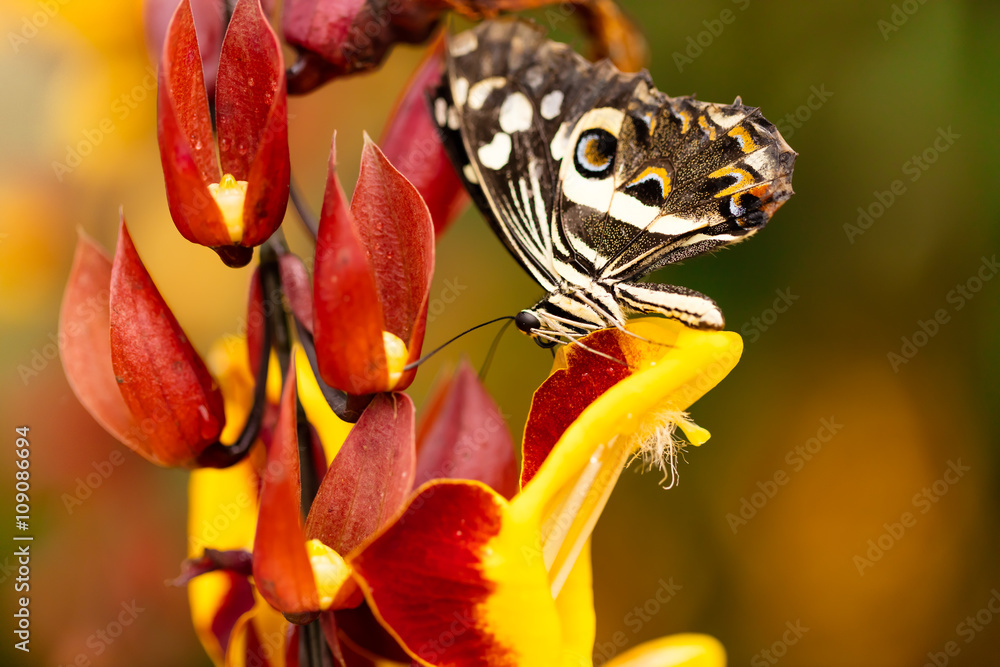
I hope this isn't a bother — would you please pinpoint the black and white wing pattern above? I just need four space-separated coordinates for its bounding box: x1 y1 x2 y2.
433 19 796 342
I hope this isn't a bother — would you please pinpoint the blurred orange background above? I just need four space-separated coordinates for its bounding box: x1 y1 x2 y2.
1 1 998 665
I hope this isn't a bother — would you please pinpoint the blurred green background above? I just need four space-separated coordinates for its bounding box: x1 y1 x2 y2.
1 1 998 665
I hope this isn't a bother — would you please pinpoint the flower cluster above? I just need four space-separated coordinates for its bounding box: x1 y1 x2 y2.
61 1 742 665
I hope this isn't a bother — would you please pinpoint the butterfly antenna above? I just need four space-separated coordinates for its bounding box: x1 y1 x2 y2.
403 316 515 371
479 317 515 381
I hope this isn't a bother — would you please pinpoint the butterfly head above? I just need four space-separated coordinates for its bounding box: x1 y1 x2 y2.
514 286 621 348
514 310 557 348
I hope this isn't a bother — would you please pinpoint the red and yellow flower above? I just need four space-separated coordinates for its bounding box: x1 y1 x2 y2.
350 319 741 666
182 318 740 666
61 5 745 666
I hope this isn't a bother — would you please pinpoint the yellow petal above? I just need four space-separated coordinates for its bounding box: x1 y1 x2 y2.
351 480 563 666
225 594 291 667
382 330 409 389
515 319 743 595
556 539 596 667
604 634 726 667
188 460 259 664
189 571 235 666
207 335 282 444
306 538 354 611
479 503 564 666
208 174 249 244
294 345 352 463
188 461 259 557
352 320 740 666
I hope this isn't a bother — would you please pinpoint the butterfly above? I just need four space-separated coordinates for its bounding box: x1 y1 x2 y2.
432 19 796 347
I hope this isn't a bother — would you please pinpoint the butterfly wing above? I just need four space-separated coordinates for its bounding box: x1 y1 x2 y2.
556 86 796 283
435 19 795 334
433 19 644 290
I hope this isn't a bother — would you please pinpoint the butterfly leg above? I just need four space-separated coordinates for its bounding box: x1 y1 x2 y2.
614 281 725 330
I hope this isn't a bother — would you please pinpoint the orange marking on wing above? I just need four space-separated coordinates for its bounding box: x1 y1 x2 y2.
727 125 760 153
585 137 611 168
628 166 672 198
708 166 754 198
698 116 716 141
677 110 692 134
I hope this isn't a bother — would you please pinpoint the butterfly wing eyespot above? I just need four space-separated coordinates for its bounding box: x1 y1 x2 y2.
573 129 618 179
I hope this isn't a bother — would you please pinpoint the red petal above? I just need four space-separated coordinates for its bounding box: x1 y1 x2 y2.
334 603 411 663
415 362 517 499
171 549 254 585
252 364 320 616
109 216 226 467
521 331 630 488
282 0 440 90
157 0 228 246
380 35 468 237
60 231 149 459
351 137 435 390
280 253 314 333
305 393 415 554
211 571 256 658
217 0 290 246
350 482 505 665
281 0 361 67
313 137 388 395
243 619 287 667
145 0 226 96
284 624 300 667
318 611 347 667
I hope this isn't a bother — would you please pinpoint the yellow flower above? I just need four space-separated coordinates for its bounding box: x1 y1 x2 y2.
349 318 742 665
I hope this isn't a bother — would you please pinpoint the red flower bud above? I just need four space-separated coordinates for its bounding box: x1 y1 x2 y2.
158 0 289 267
313 136 434 395
60 214 226 466
282 0 440 93
415 361 517 499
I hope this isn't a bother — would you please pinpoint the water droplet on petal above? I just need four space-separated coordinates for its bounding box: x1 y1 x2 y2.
237 143 247 156
220 137 230 152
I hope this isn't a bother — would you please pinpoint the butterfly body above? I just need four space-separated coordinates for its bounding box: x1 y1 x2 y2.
434 20 796 346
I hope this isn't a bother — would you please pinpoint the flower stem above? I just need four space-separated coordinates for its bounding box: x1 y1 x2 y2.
194 262 274 468
290 174 319 239
300 618 333 667
260 237 331 667
260 241 291 380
